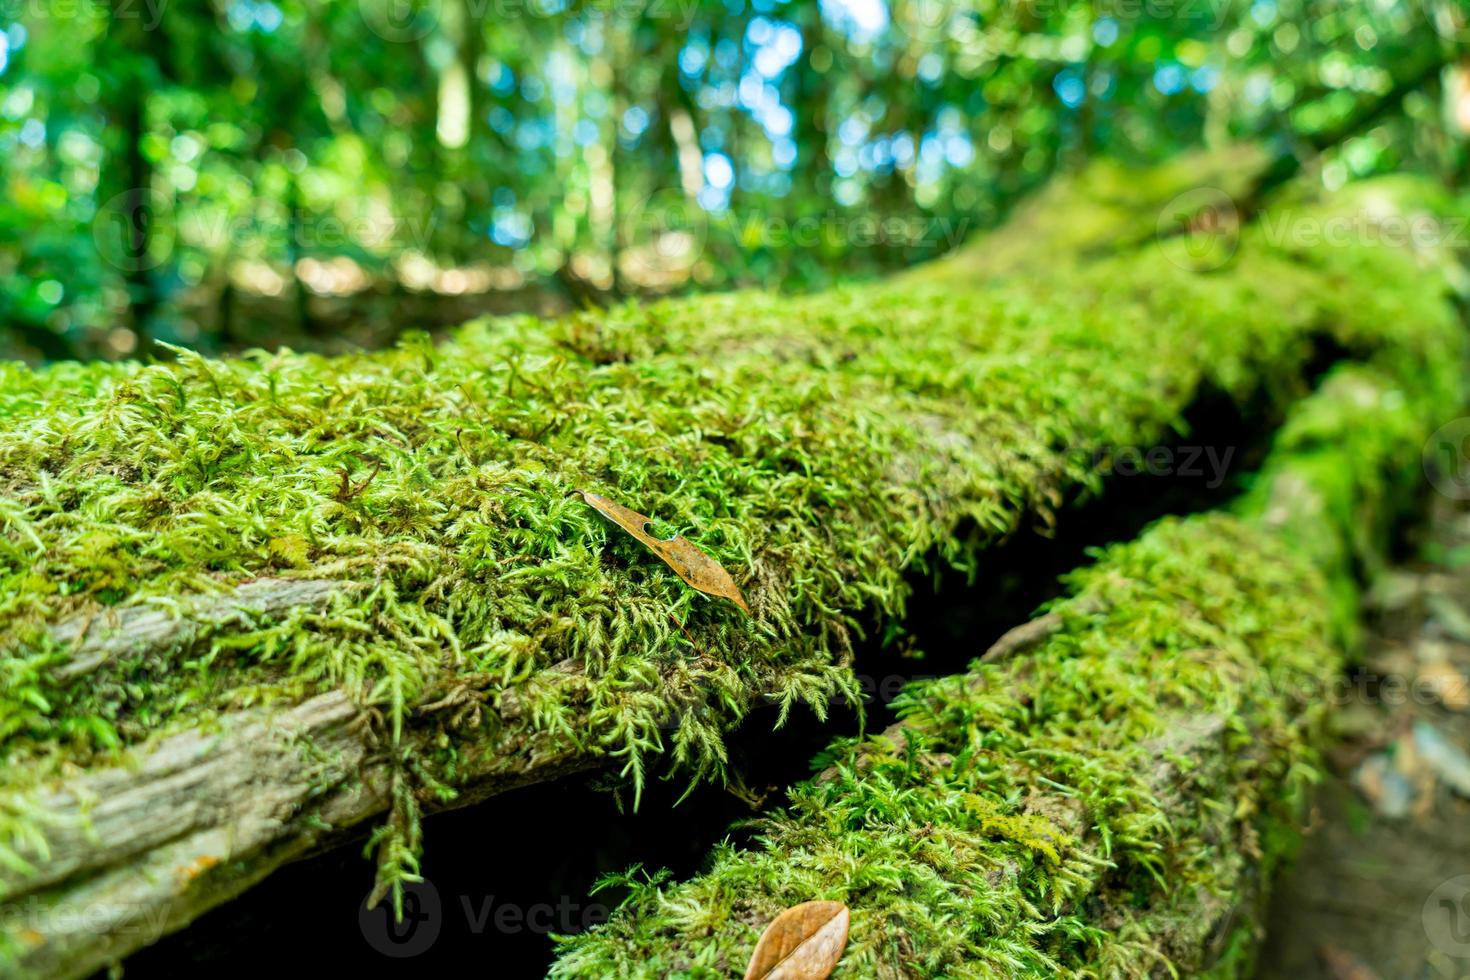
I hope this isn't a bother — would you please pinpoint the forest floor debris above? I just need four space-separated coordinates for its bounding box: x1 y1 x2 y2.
1258 495 1470 979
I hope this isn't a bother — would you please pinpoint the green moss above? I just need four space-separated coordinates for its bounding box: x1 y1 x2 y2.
548 366 1463 976
0 165 1461 944
551 515 1339 977
547 180 1466 976
905 142 1275 285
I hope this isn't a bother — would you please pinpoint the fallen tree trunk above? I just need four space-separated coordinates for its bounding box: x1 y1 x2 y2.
0 154 1461 977
1 688 606 976
550 285 1467 977
553 514 1340 977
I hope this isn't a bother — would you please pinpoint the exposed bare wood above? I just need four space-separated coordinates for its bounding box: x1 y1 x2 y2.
3 682 600 979
47 578 348 680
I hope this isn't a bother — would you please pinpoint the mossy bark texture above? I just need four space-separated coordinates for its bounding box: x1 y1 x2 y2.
551 185 1467 976
0 150 1463 977
551 364 1455 977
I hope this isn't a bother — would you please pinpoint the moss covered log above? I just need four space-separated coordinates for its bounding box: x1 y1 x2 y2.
0 153 1462 976
552 515 1339 978
905 142 1275 286
548 192 1467 976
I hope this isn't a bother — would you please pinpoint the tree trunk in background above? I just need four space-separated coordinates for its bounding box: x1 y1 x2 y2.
462 1 489 262
285 161 318 336
792 7 831 220
121 101 154 349
608 18 640 297
106 11 164 355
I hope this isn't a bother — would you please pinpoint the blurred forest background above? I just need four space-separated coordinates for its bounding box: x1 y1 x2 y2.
0 0 1466 363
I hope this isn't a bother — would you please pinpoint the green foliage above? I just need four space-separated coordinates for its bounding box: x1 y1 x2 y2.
0 0 1463 359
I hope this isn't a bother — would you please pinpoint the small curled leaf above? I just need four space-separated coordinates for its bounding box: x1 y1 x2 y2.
573 489 750 614
743 900 850 980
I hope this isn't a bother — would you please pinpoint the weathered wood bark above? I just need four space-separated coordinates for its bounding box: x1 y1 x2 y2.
3 681 601 978
49 578 346 680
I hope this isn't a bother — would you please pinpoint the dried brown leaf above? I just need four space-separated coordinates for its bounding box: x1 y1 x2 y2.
743 900 850 980
574 489 750 614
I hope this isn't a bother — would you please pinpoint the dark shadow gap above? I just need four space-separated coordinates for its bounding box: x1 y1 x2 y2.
112 373 1292 978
